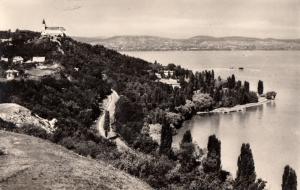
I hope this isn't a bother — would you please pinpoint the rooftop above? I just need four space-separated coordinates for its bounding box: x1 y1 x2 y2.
5 70 19 73
45 27 66 31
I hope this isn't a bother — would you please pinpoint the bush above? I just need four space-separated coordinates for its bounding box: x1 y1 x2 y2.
16 124 50 139
192 92 214 111
165 111 184 127
266 91 277 100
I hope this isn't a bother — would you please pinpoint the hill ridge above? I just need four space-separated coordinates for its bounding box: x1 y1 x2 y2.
73 35 300 51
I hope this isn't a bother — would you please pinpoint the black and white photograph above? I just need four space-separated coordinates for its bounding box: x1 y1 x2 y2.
0 0 299 189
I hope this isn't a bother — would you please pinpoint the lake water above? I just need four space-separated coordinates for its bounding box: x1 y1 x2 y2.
123 51 300 190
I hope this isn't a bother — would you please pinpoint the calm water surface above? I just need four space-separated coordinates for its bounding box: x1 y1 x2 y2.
123 51 300 190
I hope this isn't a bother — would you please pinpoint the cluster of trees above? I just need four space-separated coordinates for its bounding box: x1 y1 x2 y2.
0 30 59 60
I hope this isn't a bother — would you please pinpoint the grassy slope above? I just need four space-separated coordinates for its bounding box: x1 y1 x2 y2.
0 131 152 190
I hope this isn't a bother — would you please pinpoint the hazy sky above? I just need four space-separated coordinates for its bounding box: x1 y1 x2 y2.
1 0 300 38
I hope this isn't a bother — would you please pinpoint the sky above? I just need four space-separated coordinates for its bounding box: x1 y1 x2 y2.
0 0 300 39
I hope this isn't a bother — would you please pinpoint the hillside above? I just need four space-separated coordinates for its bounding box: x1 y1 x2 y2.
74 35 300 51
0 131 152 190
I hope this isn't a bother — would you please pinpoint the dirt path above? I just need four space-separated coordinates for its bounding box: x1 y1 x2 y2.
97 90 119 138
0 131 152 190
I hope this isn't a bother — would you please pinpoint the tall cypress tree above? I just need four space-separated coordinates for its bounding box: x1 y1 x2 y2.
232 74 236 88
282 165 297 190
179 130 197 172
203 134 221 172
235 143 256 189
207 135 221 158
244 81 250 93
103 111 110 137
159 117 173 156
180 130 192 146
258 80 264 95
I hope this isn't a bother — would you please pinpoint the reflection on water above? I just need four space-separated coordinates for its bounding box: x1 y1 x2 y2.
266 100 276 108
125 51 300 190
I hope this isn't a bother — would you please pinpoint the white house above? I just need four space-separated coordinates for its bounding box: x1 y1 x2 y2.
155 73 162 79
163 70 174 77
5 70 19 80
0 38 12 43
12 56 23 64
0 57 8 62
25 56 46 63
33 56 45 62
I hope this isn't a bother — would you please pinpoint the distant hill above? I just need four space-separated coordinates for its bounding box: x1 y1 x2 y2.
0 131 152 190
74 35 300 51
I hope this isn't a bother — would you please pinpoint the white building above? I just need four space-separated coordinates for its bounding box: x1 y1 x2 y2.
5 70 19 80
41 19 66 37
0 38 12 43
12 56 23 64
42 27 66 37
0 57 8 62
163 70 174 77
25 56 46 63
155 73 162 79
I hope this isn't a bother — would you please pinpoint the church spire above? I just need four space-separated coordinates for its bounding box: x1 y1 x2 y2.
42 19 47 29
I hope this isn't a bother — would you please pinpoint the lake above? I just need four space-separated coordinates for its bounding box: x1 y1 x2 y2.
123 51 300 190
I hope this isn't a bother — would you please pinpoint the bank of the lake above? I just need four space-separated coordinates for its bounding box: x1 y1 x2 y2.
197 97 271 115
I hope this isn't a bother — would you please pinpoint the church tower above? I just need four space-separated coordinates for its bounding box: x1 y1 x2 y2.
42 19 47 29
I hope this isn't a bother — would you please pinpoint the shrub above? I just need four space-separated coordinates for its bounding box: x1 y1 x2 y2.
266 91 277 100
192 92 214 111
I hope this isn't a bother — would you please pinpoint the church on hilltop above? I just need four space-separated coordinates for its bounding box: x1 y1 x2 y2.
41 19 66 37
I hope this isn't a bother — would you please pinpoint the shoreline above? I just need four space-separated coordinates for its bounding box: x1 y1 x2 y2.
197 97 271 115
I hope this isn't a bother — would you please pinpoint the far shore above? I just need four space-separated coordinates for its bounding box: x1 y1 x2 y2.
197 97 272 115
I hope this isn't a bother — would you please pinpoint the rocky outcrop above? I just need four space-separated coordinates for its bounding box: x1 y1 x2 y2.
0 103 56 133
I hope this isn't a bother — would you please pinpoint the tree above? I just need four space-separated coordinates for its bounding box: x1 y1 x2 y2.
257 80 264 95
207 135 221 158
192 92 214 111
103 111 110 137
282 165 297 190
228 74 236 89
235 143 256 190
244 81 250 93
180 130 192 146
178 130 198 172
159 117 173 157
203 134 221 172
266 91 277 100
